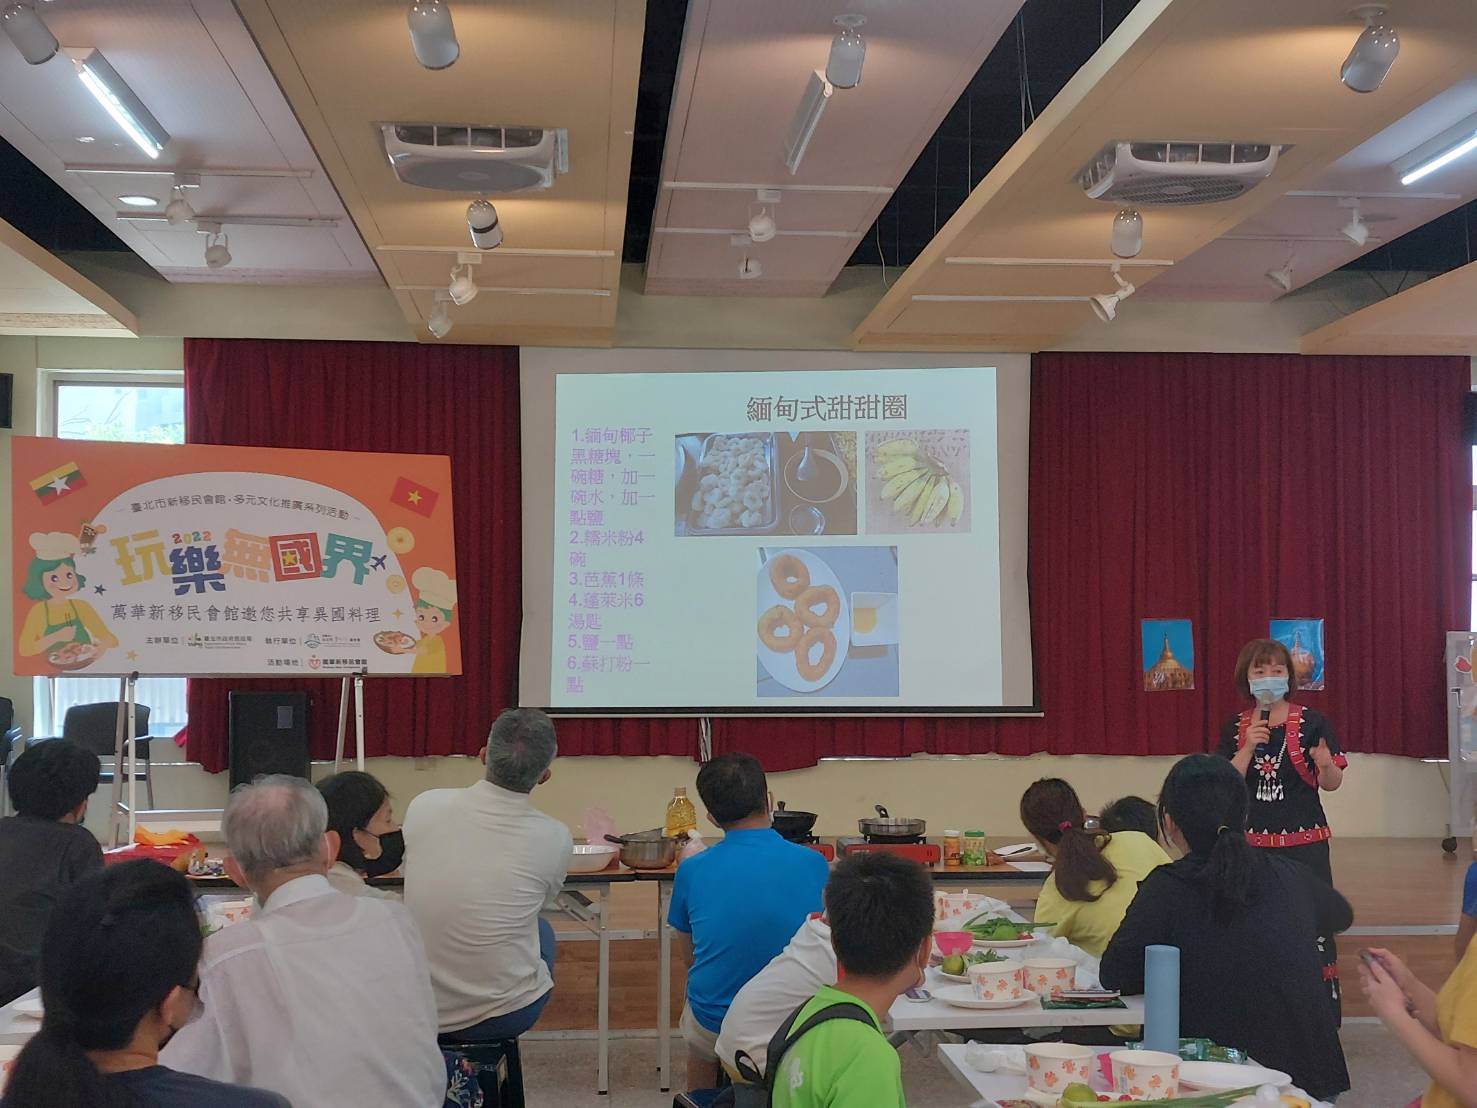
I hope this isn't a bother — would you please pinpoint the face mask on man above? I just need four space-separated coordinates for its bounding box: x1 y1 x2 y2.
1248 675 1289 703
360 830 405 878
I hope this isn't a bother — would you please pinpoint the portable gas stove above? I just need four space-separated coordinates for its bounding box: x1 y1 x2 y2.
780 832 836 861
836 835 941 865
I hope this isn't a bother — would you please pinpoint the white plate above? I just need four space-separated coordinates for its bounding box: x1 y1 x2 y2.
1179 1060 1290 1091
13 996 43 1020
972 937 1037 949
756 549 850 694
993 843 1038 858
932 984 1037 1010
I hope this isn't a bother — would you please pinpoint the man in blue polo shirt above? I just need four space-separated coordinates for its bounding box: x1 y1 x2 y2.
669 752 830 1088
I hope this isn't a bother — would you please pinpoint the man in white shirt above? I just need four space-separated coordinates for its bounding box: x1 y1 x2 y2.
404 707 573 1038
715 914 837 1077
162 775 446 1107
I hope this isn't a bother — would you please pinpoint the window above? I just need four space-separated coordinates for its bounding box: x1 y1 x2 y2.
34 376 188 740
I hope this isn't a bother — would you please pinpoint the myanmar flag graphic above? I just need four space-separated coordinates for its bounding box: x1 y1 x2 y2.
30 461 87 504
391 476 439 518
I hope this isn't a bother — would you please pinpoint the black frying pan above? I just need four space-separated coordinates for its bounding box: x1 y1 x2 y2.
771 801 818 841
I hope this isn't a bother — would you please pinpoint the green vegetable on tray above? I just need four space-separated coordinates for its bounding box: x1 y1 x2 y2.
939 949 1007 975
964 915 1034 941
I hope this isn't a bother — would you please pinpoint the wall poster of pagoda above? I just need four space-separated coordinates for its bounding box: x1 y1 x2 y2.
1141 618 1195 692
1270 618 1325 691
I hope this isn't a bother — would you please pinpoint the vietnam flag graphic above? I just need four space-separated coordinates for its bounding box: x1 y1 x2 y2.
30 461 87 504
391 476 440 518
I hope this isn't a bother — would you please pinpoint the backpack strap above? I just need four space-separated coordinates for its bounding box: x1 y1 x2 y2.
760 1000 879 1094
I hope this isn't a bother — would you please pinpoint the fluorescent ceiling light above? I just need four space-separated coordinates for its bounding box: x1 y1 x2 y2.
72 49 169 159
2 2 58 65
117 194 157 207
1400 130 1477 186
826 15 866 90
408 0 458 70
783 70 833 175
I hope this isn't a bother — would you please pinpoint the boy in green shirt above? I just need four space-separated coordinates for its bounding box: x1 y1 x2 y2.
771 853 934 1108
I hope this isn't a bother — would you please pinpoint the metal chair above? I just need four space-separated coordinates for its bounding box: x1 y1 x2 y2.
60 702 154 811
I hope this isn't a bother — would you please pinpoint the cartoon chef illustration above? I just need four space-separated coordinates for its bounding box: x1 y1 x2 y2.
408 566 456 674
17 531 118 667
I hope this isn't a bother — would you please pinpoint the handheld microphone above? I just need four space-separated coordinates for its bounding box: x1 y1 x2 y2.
1256 690 1274 723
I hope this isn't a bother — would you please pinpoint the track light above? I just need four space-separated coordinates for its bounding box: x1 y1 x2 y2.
2 2 55 64
448 263 478 306
748 207 776 243
467 198 501 249
1340 205 1369 245
826 14 866 90
1340 6 1398 94
1090 265 1134 323
203 232 230 269
427 294 453 339
739 256 762 280
408 0 459 70
1265 246 1296 294
73 49 170 159
164 186 195 226
1110 209 1142 259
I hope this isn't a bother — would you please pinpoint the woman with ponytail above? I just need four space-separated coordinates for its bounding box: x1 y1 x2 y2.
0 861 288 1108
1019 779 1169 958
1100 755 1353 1101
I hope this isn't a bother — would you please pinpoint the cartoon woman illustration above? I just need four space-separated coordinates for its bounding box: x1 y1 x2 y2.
17 531 119 666
407 566 456 674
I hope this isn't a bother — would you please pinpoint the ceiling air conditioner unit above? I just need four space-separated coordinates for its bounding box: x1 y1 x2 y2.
380 123 568 193
1077 141 1280 205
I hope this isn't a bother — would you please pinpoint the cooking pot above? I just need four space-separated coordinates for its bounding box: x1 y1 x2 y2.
771 801 818 842
857 804 927 843
604 830 678 870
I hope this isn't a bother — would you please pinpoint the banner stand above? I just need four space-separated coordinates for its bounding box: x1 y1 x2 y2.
108 672 138 847
333 670 368 773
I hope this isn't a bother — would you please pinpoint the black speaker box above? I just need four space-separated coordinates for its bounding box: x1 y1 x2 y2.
0 373 11 429
228 691 311 788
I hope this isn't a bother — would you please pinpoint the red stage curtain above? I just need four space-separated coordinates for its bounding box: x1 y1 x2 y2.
715 352 1469 769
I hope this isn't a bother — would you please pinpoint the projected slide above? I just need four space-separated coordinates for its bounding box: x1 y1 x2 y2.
545 366 1019 711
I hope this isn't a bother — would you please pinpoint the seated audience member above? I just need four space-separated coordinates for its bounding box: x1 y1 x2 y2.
770 852 933 1108
0 741 102 1006
1099 795 1161 842
1459 858 1477 961
1100 754 1352 1101
716 914 835 1079
0 860 287 1108
670 752 830 1088
1020 778 1170 958
317 770 402 899
1361 943 1477 1108
162 776 446 1107
403 707 572 1040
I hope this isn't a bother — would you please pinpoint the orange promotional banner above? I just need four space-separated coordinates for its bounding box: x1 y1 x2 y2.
10 437 459 678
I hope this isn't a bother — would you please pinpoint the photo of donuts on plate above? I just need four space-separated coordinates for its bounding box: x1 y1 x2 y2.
756 546 899 698
864 430 971 535
675 431 858 537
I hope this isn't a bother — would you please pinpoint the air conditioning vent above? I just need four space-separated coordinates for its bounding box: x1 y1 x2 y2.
1078 140 1280 206
381 123 568 193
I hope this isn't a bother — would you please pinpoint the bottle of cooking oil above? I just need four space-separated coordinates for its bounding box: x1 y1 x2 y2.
665 787 697 838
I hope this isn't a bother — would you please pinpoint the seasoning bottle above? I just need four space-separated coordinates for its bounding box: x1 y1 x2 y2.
665 787 697 838
962 829 988 867
942 830 962 868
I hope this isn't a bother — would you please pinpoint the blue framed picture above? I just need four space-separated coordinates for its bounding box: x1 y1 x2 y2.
1270 618 1325 691
1141 619 1194 692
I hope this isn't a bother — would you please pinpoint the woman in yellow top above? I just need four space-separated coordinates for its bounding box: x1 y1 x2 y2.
1019 778 1170 958
408 565 456 674
16 531 118 665
1362 944 1477 1108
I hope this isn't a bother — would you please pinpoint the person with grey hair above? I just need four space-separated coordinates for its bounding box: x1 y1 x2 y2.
404 708 574 1040
162 776 447 1107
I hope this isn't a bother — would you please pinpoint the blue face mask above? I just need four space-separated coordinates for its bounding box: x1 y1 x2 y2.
1249 676 1289 703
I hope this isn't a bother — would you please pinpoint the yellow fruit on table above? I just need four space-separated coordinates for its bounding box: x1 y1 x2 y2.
893 472 933 513
909 476 936 524
881 467 931 500
879 455 926 479
919 475 952 525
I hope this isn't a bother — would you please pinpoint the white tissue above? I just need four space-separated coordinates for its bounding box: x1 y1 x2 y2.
963 1043 1027 1075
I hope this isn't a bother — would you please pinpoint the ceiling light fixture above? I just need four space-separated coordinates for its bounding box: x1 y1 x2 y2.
408 0 458 70
466 198 502 249
448 262 478 305
1090 265 1135 323
1 2 56 65
72 49 169 159
1397 116 1477 186
748 207 776 243
826 14 866 90
783 70 833 175
738 256 762 280
164 185 195 225
1340 203 1369 245
1110 208 1142 259
1340 5 1399 93
203 231 230 269
1265 245 1296 293
427 293 453 339
117 194 157 208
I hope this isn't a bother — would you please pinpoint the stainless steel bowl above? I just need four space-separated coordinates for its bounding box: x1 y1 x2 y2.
604 831 679 870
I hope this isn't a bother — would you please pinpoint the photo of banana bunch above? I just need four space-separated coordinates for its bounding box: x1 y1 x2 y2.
864 430 971 535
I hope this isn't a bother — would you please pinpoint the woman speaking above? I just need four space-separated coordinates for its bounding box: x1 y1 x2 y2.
1217 637 1347 1015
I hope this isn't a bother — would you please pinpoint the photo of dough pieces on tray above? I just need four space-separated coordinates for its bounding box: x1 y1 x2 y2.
755 546 899 697
675 431 858 536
